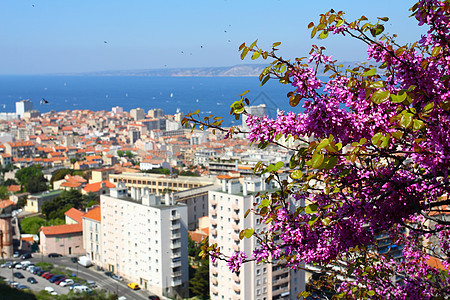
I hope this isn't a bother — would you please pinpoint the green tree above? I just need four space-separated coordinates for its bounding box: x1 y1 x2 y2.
0 186 8 200
188 236 202 259
3 178 18 186
24 174 48 194
189 259 210 299
15 165 43 186
125 150 133 159
82 192 99 208
21 217 46 234
116 150 124 157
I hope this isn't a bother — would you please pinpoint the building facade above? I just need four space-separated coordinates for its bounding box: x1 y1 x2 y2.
209 176 305 300
101 185 189 299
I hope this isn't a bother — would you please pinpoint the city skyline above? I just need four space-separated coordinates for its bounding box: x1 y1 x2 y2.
1 1 424 75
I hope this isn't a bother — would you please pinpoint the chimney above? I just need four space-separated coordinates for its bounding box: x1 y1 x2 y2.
243 181 248 196
222 179 227 192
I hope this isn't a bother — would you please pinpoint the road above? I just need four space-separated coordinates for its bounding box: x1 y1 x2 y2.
1 254 158 300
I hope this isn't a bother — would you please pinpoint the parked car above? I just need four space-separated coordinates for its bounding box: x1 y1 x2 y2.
49 275 64 283
73 285 91 294
35 270 45 276
14 264 24 269
43 273 54 279
127 282 140 290
112 275 123 281
48 253 62 258
148 297 160 300
21 261 31 267
44 286 54 293
1 262 12 268
13 251 20 258
27 277 37 284
104 271 114 277
55 277 67 285
71 257 78 263
13 272 24 279
68 283 81 290
26 265 36 272
59 278 74 287
16 284 30 290
8 262 18 269
21 253 32 259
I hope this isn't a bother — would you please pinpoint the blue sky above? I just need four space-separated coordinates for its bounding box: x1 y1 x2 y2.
0 1 424 75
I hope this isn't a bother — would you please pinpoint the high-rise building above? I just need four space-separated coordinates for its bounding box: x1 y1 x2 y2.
130 108 145 121
148 108 164 119
209 176 305 300
101 184 189 299
15 100 33 118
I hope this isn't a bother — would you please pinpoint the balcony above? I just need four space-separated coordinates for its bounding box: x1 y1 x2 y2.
211 268 218 276
210 219 217 226
211 277 218 285
233 284 240 293
232 274 240 283
211 287 218 295
232 234 240 242
171 233 181 239
232 224 240 232
170 242 181 249
232 213 239 221
170 223 181 230
210 198 217 205
211 229 217 236
171 260 182 268
170 213 180 221
171 252 181 258
233 244 240 252
232 204 239 211
233 296 240 300
209 208 217 216
171 271 182 277
171 278 182 286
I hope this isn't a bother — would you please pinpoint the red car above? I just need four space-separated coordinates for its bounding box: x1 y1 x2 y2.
55 277 66 285
43 273 54 279
41 272 50 278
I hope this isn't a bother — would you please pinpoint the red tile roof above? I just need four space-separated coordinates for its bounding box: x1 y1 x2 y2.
83 181 115 193
83 206 101 222
40 223 82 236
64 208 86 224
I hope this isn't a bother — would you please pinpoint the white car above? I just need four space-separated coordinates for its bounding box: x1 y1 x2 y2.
44 286 54 293
118 297 127 300
15 264 23 269
59 278 74 286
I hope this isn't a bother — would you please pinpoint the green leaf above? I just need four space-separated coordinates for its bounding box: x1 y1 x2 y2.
243 228 254 238
368 290 376 296
413 119 424 131
371 132 383 146
432 46 441 57
311 152 324 169
362 69 376 77
239 90 250 97
371 90 390 104
399 113 413 129
290 170 303 179
305 203 319 214
324 156 338 170
311 27 318 39
274 161 284 171
392 130 403 140
390 91 407 103
308 215 318 226
380 134 390 148
250 39 258 49
244 209 251 218
260 75 270 86
272 42 282 47
260 199 270 207
251 51 261 60
316 138 330 152
289 154 298 169
319 30 329 39
423 102 434 114
369 80 384 88
378 17 389 22
240 47 249 60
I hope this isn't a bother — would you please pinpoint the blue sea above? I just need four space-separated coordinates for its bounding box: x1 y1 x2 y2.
0 76 302 126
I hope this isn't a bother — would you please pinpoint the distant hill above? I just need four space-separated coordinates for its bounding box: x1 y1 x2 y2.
69 62 365 77
78 64 267 77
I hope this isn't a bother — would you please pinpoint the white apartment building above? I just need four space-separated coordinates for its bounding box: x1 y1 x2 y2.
15 99 33 118
209 176 305 300
82 206 102 265
101 184 189 299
